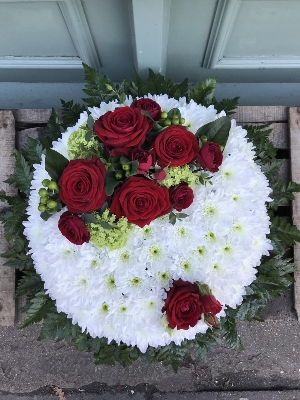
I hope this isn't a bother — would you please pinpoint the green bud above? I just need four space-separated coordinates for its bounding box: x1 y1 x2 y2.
172 118 179 125
38 188 48 197
125 171 131 178
47 200 57 209
220 145 224 151
164 119 171 127
38 204 46 212
201 135 208 143
179 118 185 124
115 171 123 180
42 179 50 187
40 197 48 204
122 164 130 171
48 181 58 190
161 111 168 119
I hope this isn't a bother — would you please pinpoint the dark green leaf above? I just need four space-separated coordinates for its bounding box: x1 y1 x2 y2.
99 221 116 230
19 292 55 328
4 151 33 195
188 78 216 106
195 116 231 146
212 97 239 115
82 213 98 224
105 171 121 196
45 149 69 182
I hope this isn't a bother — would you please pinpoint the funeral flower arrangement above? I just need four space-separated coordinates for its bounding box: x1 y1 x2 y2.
1 64 300 370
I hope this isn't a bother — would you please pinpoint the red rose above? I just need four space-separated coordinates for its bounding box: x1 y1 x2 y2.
58 212 90 245
131 148 153 174
153 126 199 167
169 183 194 211
131 98 161 121
162 279 203 330
58 156 107 213
198 142 223 173
94 107 153 151
202 295 222 315
110 176 172 228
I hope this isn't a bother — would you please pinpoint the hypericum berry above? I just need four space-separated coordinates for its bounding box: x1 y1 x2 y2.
48 181 58 190
161 111 168 119
179 118 185 124
220 145 224 151
125 171 131 178
38 188 48 197
201 135 208 143
115 171 123 180
42 179 50 187
122 164 130 171
164 119 171 127
38 204 46 212
47 200 57 209
172 118 180 125
40 197 48 205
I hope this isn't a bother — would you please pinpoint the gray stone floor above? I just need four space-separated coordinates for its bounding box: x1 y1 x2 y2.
0 289 299 399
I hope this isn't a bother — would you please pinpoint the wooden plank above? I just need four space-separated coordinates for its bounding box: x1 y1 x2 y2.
238 122 289 150
279 159 290 184
16 127 46 149
289 107 300 320
12 109 61 124
232 106 288 123
0 111 16 326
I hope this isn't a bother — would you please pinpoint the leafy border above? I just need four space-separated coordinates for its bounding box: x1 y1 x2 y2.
1 64 300 372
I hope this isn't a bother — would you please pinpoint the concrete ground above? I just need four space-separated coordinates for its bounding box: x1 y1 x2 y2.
0 289 299 400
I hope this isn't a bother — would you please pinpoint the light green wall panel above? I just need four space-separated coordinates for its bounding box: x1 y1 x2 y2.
0 2 77 57
225 0 300 57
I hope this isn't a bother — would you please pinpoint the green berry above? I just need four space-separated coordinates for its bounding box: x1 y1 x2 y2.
38 204 46 212
125 171 131 178
161 111 168 119
42 179 50 187
48 181 58 190
164 119 171 127
40 197 48 204
220 145 224 151
38 188 48 197
47 200 57 209
172 118 179 125
179 118 185 124
115 171 123 180
122 164 130 171
201 135 208 143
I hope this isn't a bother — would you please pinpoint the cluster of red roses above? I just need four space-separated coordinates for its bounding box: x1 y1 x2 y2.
57 98 223 245
163 279 222 329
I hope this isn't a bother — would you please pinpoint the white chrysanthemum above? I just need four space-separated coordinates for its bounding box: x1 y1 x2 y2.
24 96 272 352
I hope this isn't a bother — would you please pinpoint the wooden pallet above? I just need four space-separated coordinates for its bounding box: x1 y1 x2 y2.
0 106 296 325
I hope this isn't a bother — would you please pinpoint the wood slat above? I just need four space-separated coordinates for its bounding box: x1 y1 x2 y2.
16 127 46 149
0 111 16 326
12 109 61 125
289 107 300 319
232 106 288 123
238 122 289 150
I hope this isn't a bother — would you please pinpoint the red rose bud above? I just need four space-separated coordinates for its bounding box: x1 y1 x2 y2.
131 98 161 121
110 176 172 228
204 313 219 327
58 212 90 245
169 183 194 211
58 156 107 214
162 279 203 330
153 126 199 168
94 107 153 151
131 148 153 174
202 294 222 315
198 142 223 173
154 169 166 181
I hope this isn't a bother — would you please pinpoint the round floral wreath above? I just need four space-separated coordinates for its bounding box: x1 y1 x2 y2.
24 95 272 352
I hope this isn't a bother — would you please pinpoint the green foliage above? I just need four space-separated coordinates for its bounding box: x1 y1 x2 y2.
19 291 56 328
1 235 33 270
188 78 216 107
269 181 300 210
270 216 300 246
219 315 244 350
4 151 33 196
20 137 45 166
82 63 114 107
0 202 26 242
195 116 231 146
212 97 239 115
147 342 189 372
244 123 277 161
45 149 69 182
60 99 86 130
39 109 62 149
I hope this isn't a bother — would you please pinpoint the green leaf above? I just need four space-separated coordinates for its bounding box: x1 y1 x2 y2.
167 108 181 120
119 92 126 104
130 160 139 175
195 116 231 146
270 216 300 246
0 202 27 241
20 137 44 166
39 109 62 149
40 211 52 221
176 213 188 219
82 213 98 224
212 97 239 115
104 171 121 196
38 312 74 342
4 151 33 195
45 149 69 182
188 78 216 106
99 221 116 230
15 272 44 298
19 292 55 328
60 100 86 130
169 212 176 225
82 63 113 107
